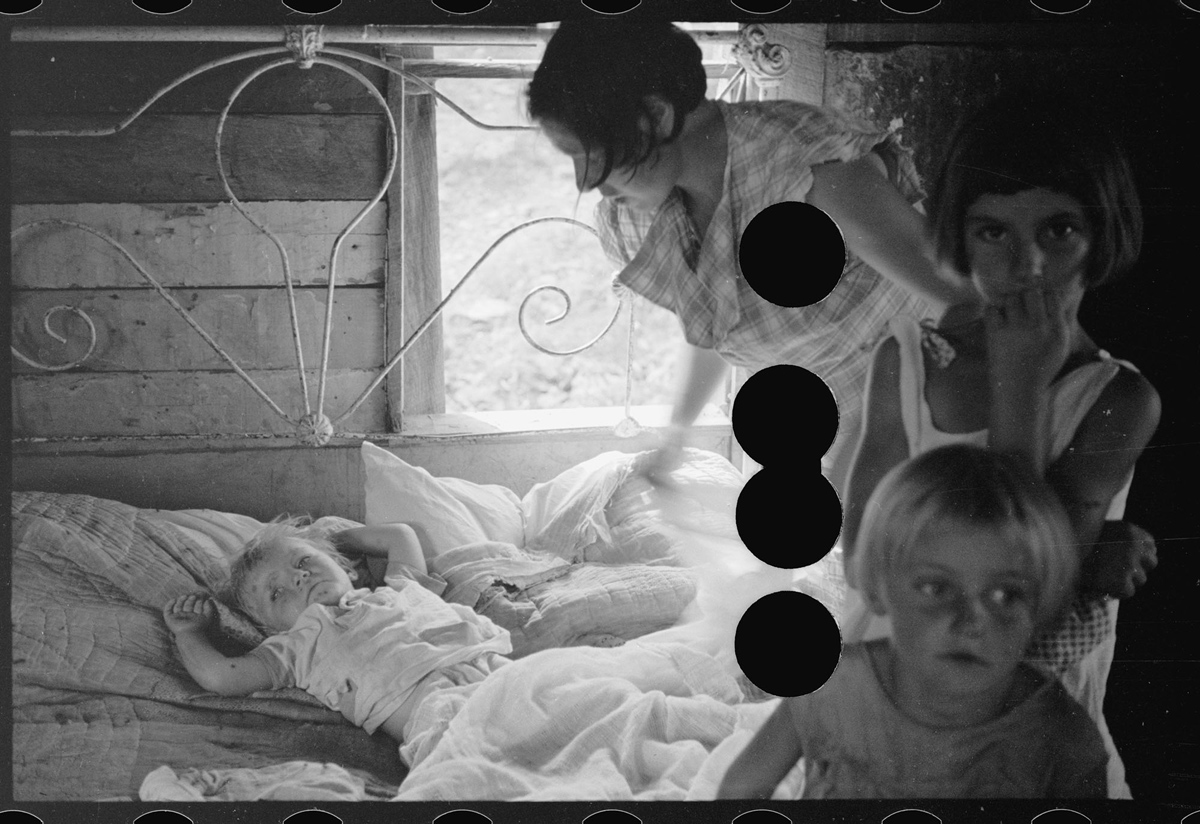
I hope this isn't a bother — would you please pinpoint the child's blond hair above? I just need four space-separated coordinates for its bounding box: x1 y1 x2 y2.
222 516 356 629
852 444 1078 633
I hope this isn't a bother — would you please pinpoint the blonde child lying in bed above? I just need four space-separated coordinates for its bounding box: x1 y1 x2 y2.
162 520 512 744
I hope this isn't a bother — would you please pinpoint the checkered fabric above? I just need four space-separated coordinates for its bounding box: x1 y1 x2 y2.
595 100 937 426
1026 595 1117 676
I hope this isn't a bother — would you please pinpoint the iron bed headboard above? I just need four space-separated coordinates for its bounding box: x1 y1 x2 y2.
10 23 792 445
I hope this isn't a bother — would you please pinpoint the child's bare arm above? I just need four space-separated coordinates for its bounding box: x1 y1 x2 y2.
841 337 910 587
716 698 805 799
163 594 273 697
1084 520 1157 600
1046 369 1161 595
334 523 428 577
984 289 1070 474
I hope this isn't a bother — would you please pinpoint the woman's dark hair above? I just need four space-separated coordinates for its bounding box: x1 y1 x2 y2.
927 86 1143 287
527 21 708 188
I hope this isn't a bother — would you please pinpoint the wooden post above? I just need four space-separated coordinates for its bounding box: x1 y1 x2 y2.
766 24 827 105
385 46 445 428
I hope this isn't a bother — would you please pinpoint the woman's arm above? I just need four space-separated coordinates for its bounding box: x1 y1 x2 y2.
640 343 730 486
808 154 976 316
163 594 272 697
841 337 910 587
670 342 731 430
335 523 429 577
717 698 805 799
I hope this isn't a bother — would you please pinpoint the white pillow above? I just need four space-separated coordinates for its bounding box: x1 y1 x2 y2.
361 441 526 556
520 451 639 559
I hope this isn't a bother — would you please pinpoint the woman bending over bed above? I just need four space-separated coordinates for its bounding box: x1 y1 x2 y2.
162 520 513 744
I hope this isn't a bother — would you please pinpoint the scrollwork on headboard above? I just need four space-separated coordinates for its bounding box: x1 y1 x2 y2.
12 25 753 445
10 28 623 445
10 304 97 373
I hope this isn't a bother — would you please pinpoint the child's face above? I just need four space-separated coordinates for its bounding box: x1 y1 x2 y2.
878 524 1038 706
240 539 355 633
964 187 1092 304
541 118 681 214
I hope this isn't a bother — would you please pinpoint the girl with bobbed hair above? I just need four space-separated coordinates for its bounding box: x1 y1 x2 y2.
840 86 1161 798
528 21 975 490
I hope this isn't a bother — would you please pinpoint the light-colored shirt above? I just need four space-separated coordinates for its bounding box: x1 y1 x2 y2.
791 642 1107 798
249 571 512 734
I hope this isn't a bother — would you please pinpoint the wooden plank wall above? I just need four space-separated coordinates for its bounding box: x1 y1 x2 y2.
10 42 393 438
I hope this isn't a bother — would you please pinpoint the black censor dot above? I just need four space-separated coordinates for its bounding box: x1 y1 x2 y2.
881 811 941 823
735 590 842 697
133 812 192 824
433 0 492 13
1028 0 1090 11
582 810 640 823
581 0 641 13
0 812 46 824
0 0 41 13
739 201 845 308
1029 811 1089 823
732 364 838 466
434 810 493 823
280 0 341 13
732 359 842 694
879 0 942 13
736 468 842 569
730 0 792 14
733 810 792 823
130 0 191 13
283 810 341 824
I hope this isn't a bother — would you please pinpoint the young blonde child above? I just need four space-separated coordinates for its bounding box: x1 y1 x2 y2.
162 519 512 752
837 88 1161 798
720 445 1108 799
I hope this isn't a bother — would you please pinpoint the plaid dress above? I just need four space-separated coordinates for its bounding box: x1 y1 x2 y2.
596 101 936 461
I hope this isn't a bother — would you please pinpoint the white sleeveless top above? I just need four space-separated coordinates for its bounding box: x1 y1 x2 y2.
891 314 1135 517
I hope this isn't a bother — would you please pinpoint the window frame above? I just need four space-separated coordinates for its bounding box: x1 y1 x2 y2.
378 32 747 448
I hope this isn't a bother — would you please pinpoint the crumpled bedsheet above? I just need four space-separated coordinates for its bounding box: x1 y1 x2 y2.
392 640 803 801
140 642 802 803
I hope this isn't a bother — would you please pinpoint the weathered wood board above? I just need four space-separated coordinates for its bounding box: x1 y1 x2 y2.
11 287 384 373
13 369 388 438
6 43 389 116
12 114 389 203
11 202 386 288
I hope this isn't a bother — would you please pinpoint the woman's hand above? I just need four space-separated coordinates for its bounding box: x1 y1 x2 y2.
1081 520 1159 600
163 593 216 637
636 426 687 489
984 287 1072 390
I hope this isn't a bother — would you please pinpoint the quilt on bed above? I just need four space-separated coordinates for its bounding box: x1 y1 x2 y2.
10 491 404 802
13 447 751 801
